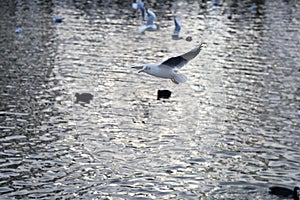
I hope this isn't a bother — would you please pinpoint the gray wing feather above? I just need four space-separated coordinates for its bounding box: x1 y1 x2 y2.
179 43 204 62
160 44 204 69
160 56 188 68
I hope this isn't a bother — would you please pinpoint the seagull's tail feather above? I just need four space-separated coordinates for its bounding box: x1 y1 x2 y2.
172 73 187 84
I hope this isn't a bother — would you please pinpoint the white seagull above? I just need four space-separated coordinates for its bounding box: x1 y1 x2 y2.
132 0 147 20
139 9 157 33
128 44 205 84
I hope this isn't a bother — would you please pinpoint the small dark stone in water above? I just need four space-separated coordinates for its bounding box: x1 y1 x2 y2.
75 93 93 104
186 36 192 42
157 90 171 100
269 186 299 200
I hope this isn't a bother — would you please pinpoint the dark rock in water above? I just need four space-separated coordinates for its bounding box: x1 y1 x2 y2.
269 186 299 200
157 90 171 100
75 93 93 104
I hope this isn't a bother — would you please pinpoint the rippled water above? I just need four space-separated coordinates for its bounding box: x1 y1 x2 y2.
1 0 299 199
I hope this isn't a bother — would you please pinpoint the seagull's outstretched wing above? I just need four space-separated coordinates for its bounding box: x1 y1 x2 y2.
161 56 188 69
140 6 147 21
132 0 147 20
160 44 205 69
136 0 144 8
132 0 144 9
146 9 156 26
173 17 181 35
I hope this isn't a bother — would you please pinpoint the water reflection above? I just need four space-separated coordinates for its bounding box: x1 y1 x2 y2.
0 0 299 199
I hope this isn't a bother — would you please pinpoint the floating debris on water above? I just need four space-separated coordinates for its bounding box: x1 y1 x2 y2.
157 90 172 100
75 93 93 104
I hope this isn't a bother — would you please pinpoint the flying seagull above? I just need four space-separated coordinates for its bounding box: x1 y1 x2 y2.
172 17 182 40
15 27 22 34
128 44 205 84
139 9 157 33
132 0 147 20
53 17 64 23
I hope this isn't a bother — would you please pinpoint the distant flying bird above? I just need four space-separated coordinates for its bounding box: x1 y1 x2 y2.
53 17 64 23
132 0 147 20
211 0 222 6
250 4 258 12
172 17 182 40
127 44 205 84
15 27 22 33
138 9 157 33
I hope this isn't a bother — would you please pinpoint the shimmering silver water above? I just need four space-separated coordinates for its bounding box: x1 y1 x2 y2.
1 0 299 199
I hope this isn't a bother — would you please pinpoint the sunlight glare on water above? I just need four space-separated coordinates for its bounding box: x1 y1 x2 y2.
0 0 299 199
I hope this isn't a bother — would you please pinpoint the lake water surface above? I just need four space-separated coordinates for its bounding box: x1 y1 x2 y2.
0 0 299 199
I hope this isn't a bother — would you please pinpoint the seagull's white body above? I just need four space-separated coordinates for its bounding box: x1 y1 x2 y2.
128 44 205 84
142 64 173 78
137 64 187 84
